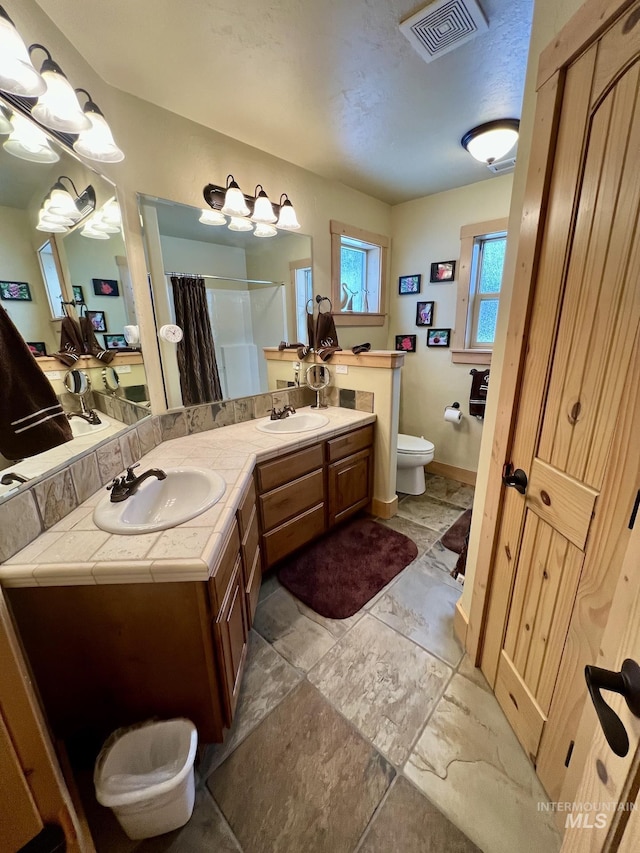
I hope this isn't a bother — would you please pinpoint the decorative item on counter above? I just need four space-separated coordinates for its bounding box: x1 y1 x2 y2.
351 342 371 355
398 274 421 295
124 324 140 346
306 363 330 409
0 279 31 300
430 261 456 282
426 328 451 347
395 334 416 353
444 402 462 424
92 277 119 297
415 301 434 326
158 324 183 343
26 341 47 356
104 333 128 350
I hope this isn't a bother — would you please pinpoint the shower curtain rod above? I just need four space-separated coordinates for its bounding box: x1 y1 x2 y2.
166 271 284 286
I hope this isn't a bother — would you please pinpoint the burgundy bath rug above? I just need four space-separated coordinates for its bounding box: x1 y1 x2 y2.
277 517 418 619
441 509 472 554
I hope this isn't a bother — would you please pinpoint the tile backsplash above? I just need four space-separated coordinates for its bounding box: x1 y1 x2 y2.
0 384 340 563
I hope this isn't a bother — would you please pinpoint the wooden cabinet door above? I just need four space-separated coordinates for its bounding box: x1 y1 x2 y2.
214 556 248 725
328 447 372 526
482 12 640 803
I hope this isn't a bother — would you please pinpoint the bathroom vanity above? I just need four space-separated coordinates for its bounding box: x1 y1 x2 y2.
2 409 375 747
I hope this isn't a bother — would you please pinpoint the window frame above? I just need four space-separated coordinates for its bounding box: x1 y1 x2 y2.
330 220 389 326
451 217 508 365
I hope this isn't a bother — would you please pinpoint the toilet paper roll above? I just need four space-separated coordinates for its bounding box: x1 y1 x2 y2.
444 406 462 424
124 324 140 345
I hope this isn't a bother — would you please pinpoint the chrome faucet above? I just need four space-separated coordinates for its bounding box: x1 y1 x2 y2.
107 464 167 502
67 410 102 425
269 404 296 420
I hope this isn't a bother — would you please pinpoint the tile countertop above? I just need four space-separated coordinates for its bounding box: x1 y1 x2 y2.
0 407 375 589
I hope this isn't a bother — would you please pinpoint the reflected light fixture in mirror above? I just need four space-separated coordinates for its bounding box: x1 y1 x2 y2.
37 177 96 234
0 5 46 96
461 119 519 165
2 109 59 162
203 180 301 234
228 216 253 232
199 208 226 226
254 223 277 238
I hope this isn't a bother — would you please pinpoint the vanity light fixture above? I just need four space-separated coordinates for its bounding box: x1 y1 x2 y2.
276 194 301 231
81 225 110 240
461 119 519 165
228 216 254 232
101 198 122 227
73 89 124 163
220 175 250 218
47 177 83 219
36 178 96 233
3 109 59 162
29 45 90 134
253 223 277 238
0 5 46 97
199 208 227 226
251 185 277 224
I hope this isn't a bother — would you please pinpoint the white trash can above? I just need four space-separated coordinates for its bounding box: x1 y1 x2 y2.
94 718 198 840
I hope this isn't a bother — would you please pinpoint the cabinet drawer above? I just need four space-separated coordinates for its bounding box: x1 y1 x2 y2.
208 520 240 614
259 469 324 531
245 546 262 628
241 505 260 569
237 479 256 538
257 443 324 492
262 502 326 567
327 424 374 463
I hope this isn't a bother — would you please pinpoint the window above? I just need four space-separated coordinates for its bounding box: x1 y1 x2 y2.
37 239 66 320
290 258 313 343
452 217 508 365
330 220 389 326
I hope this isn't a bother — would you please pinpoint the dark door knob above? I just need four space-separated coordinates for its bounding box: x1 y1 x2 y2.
584 659 640 757
502 463 528 494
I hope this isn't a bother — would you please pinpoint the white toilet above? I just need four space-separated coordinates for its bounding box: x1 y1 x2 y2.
396 433 435 495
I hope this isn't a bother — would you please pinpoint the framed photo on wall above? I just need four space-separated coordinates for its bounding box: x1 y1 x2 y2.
395 334 417 353
415 301 434 326
104 333 127 350
87 310 107 332
429 261 456 282
72 285 84 304
0 280 31 301
398 274 421 295
427 328 451 347
26 341 47 356
92 278 120 297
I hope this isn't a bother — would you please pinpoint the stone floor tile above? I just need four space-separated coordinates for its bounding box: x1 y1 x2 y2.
404 674 561 853
397 495 465 534
257 569 281 602
358 776 480 852
309 614 452 765
371 556 464 667
378 513 440 557
423 474 476 509
457 654 492 692
208 682 394 853
425 539 464 588
197 630 302 778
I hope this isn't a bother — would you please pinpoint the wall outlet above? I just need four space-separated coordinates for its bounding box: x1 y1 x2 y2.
117 364 132 374
45 370 62 380
335 364 348 375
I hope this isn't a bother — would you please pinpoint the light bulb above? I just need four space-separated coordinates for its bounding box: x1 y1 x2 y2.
0 11 46 96
48 186 80 219
253 223 277 238
221 176 250 217
199 208 227 226
276 195 301 230
3 112 59 163
227 216 253 232
251 186 277 224
73 108 124 163
32 66 91 133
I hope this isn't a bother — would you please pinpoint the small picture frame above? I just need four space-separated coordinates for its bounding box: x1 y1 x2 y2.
72 285 84 304
398 274 421 295
87 310 107 332
92 278 120 297
415 301 434 327
0 280 31 301
430 261 456 283
427 328 451 347
395 334 417 353
104 333 127 350
26 341 47 357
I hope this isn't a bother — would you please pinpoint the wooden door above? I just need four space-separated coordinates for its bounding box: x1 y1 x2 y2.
481 5 640 803
560 514 640 852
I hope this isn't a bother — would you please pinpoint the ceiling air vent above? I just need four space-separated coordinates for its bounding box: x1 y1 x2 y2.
400 0 489 63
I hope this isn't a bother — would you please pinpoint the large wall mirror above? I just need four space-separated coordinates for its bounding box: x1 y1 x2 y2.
139 194 312 409
0 96 148 496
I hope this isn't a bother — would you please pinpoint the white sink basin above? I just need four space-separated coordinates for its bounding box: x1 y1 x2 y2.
93 467 226 534
256 411 329 434
69 417 111 437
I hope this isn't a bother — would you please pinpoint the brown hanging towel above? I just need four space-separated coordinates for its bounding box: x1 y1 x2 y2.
469 368 490 418
79 315 115 363
314 296 342 361
51 316 85 366
0 306 72 459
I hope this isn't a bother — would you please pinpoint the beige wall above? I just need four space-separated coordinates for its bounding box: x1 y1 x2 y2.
459 0 588 617
389 175 513 473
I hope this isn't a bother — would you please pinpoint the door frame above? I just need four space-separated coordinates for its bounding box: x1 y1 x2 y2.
465 0 639 664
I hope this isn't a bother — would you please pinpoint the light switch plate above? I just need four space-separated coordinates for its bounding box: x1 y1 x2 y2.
45 370 62 380
117 364 132 374
335 364 348 374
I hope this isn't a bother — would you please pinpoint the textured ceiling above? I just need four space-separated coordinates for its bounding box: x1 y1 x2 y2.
34 0 533 204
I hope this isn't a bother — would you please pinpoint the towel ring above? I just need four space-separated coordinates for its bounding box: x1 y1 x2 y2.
316 294 333 313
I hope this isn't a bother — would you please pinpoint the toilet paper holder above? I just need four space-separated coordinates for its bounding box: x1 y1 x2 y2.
448 402 460 410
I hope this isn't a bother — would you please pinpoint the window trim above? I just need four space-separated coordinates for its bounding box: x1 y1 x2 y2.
330 220 389 327
451 217 508 365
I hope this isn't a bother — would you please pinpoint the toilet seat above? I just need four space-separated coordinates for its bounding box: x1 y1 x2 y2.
397 434 434 455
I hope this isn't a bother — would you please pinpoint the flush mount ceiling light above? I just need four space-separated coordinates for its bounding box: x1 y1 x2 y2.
199 208 227 226
221 175 250 218
3 110 59 162
276 194 301 231
73 88 124 163
29 45 90 133
251 185 277 224
461 119 519 165
0 5 46 97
